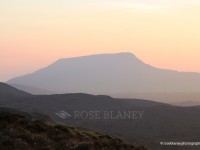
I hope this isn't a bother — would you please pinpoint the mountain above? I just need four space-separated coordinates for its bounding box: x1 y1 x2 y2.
0 82 31 97
0 108 146 150
1 84 200 149
7 52 200 104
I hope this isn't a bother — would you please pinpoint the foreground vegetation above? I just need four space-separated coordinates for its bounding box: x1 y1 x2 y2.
0 110 147 150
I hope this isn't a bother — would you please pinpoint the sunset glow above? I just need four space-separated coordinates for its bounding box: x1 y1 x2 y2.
1 0 200 81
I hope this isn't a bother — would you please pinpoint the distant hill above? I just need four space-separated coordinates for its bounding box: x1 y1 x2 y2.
7 52 200 104
0 82 31 97
0 108 146 150
10 84 57 95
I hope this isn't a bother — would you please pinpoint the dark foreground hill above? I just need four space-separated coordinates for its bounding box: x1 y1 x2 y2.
1 83 200 149
0 108 146 150
0 82 31 97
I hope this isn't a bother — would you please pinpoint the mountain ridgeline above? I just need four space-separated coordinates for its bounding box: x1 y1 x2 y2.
7 52 200 105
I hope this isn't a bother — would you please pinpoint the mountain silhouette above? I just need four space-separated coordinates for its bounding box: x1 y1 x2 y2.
7 52 200 104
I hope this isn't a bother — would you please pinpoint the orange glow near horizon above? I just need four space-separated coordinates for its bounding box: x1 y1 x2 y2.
1 0 200 81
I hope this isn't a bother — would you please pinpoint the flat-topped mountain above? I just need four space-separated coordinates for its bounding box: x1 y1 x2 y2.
7 52 200 104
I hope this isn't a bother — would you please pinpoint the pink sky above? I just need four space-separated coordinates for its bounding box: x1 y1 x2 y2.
1 0 200 81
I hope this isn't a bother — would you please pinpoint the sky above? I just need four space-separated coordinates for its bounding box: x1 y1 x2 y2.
1 0 200 81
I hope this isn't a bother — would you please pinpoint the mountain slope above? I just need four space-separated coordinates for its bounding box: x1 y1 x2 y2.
7 52 200 104
0 82 31 97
